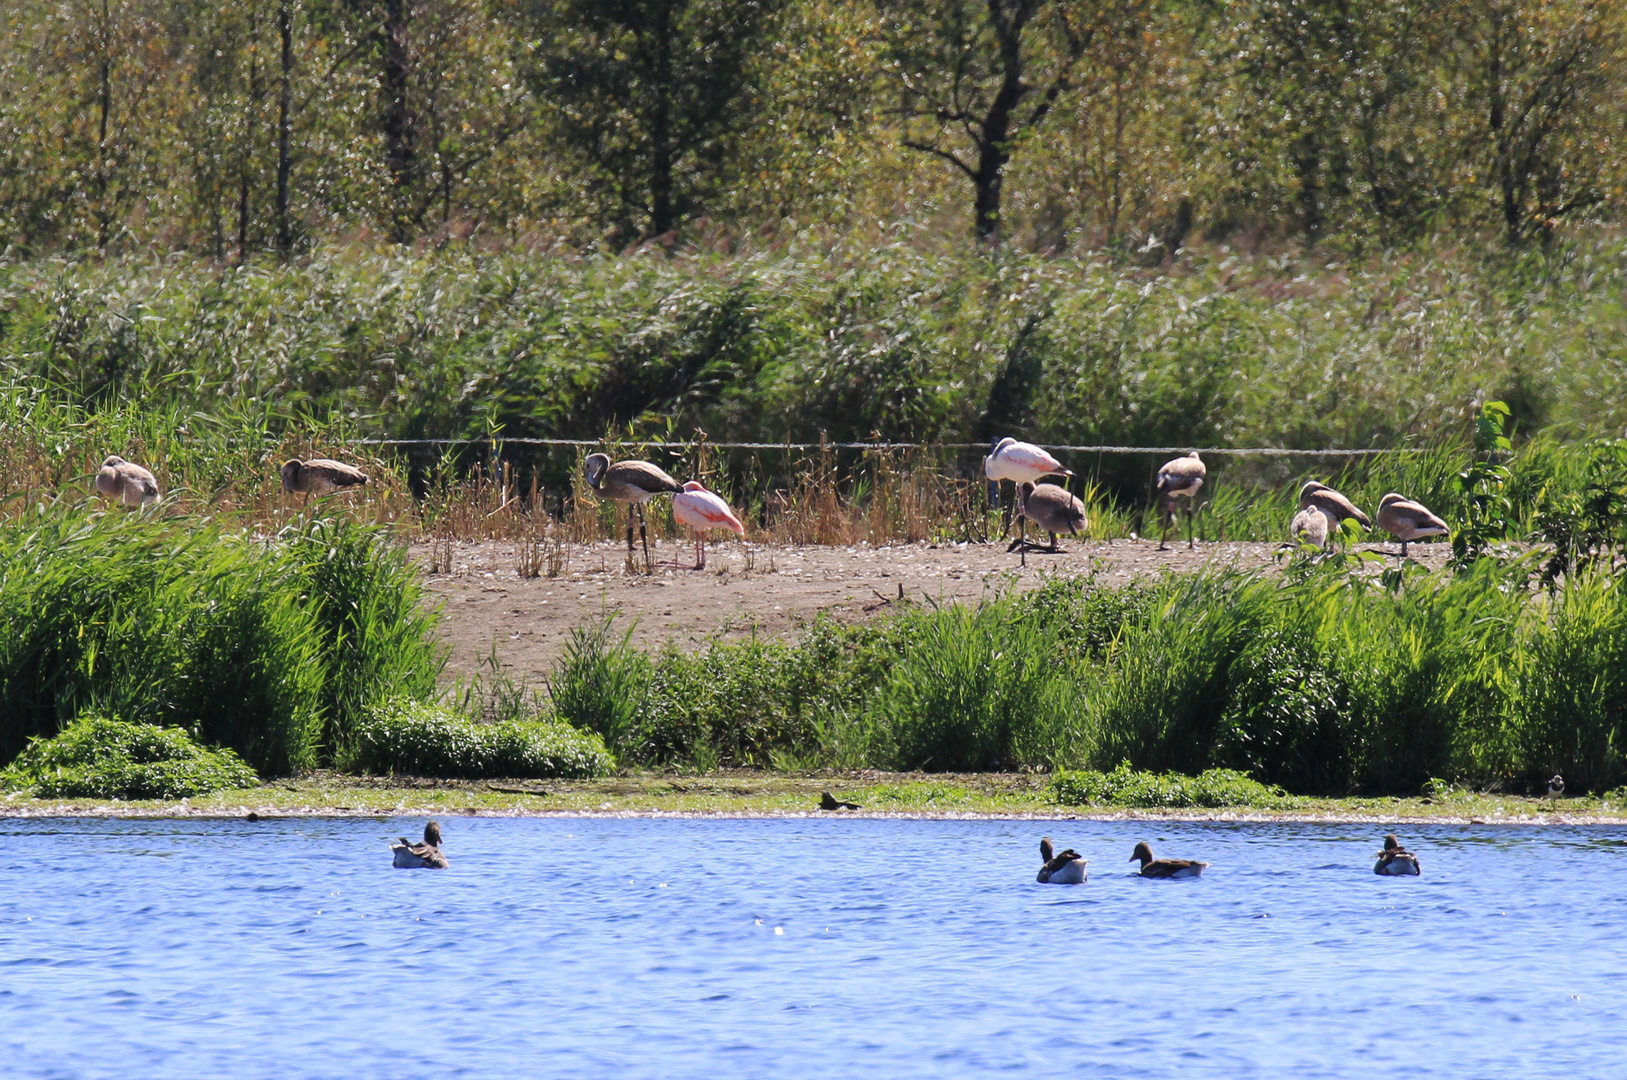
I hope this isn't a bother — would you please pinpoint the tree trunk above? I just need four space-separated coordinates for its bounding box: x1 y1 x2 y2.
276 1 294 255
972 1 1034 241
238 10 261 262
381 0 415 242
647 5 676 238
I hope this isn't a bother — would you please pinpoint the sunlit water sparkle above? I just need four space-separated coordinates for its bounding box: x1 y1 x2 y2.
1 817 1622 1078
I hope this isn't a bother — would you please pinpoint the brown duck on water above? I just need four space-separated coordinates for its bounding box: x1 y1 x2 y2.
1130 840 1209 879
1036 837 1087 884
392 821 449 869
1372 833 1420 876
584 452 684 569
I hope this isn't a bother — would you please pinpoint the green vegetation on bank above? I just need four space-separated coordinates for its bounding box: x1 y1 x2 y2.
0 714 258 799
5 242 1627 527
555 558 1627 796
343 697 612 780
0 505 443 773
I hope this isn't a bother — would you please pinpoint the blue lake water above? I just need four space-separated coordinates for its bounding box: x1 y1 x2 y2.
1 816 1624 1078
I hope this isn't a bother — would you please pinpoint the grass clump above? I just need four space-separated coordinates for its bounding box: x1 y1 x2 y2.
0 505 445 775
344 698 613 780
1049 762 1300 810
0 714 258 800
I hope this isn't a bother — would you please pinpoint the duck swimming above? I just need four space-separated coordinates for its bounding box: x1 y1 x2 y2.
1036 837 1087 884
391 821 449 869
1130 841 1208 878
1373 833 1420 876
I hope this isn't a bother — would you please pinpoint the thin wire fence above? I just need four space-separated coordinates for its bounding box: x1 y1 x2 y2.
355 436 1410 457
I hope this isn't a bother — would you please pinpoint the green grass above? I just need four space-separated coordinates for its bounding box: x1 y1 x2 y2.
1049 762 1301 810
0 503 445 774
4 238 1627 531
1 713 258 799
545 559 1627 795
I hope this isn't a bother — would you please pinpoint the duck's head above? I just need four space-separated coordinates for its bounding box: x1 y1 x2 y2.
280 460 303 489
583 452 611 488
102 455 126 468
1130 841 1154 866
1382 833 1401 851
424 820 443 847
1040 837 1055 863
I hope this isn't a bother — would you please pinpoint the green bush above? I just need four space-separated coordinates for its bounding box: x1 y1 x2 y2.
0 714 258 799
1049 761 1299 809
0 506 444 775
865 601 1079 771
344 698 614 779
1214 626 1353 795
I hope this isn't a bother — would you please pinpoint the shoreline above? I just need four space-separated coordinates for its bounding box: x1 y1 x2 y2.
4 772 1623 825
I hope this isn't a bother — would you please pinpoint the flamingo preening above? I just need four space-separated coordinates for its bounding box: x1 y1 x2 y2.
95 455 161 506
668 481 745 570
984 437 1071 548
1009 481 1087 565
281 458 369 502
1155 451 1206 551
1297 481 1370 541
583 452 684 569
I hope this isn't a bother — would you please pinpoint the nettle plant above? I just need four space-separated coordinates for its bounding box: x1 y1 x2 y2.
1451 400 1515 570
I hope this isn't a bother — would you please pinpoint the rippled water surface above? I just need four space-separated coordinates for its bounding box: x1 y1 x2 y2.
2 817 1624 1078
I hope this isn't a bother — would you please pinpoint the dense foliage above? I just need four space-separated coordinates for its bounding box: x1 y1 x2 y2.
551 561 1627 794
0 1 1622 252
0 714 259 799
0 506 444 773
344 696 613 779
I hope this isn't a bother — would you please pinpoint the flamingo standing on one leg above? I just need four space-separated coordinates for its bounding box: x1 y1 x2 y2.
668 481 745 570
984 437 1072 548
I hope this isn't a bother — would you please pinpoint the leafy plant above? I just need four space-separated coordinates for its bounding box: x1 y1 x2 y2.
1049 761 1299 809
1451 400 1515 569
1 714 258 800
344 697 613 779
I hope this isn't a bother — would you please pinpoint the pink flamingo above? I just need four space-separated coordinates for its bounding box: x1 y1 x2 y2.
984 437 1072 546
667 481 745 570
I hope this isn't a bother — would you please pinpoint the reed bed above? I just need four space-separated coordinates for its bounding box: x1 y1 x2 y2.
0 503 444 774
550 561 1627 795
3 377 1619 555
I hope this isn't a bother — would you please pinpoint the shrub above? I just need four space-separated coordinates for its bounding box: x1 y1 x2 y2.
867 600 1080 771
0 714 258 799
548 613 652 758
0 505 444 774
344 698 613 779
1214 626 1353 794
1049 762 1299 809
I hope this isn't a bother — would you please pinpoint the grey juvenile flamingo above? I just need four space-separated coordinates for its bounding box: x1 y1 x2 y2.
95 455 161 506
583 452 683 569
1155 452 1206 551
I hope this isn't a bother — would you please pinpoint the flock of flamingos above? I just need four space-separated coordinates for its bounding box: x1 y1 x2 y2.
93 436 1451 567
90 445 1476 881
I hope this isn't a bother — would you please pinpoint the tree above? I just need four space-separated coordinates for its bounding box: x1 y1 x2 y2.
515 0 784 240
1233 0 1452 242
1453 0 1627 245
876 0 1106 240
